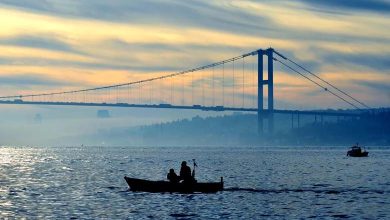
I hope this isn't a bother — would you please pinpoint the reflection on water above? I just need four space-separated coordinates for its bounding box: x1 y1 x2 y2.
0 146 389 219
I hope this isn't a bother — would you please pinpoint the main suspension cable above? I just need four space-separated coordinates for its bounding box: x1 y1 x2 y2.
0 50 259 100
274 57 362 111
274 50 370 109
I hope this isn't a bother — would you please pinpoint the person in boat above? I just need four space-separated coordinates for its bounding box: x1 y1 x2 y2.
179 161 193 183
167 169 179 183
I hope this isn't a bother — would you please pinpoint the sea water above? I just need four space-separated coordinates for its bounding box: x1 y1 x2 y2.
1 146 389 219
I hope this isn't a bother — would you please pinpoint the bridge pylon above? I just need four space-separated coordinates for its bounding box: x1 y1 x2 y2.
257 48 274 135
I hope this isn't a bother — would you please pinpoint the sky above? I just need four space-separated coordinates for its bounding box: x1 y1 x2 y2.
0 0 389 110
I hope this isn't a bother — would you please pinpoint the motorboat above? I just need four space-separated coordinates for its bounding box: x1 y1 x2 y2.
347 144 368 157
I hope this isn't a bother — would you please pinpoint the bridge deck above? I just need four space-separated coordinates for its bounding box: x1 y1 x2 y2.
0 100 360 117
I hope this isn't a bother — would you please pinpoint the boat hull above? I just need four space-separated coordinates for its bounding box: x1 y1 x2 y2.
124 176 223 193
347 151 368 157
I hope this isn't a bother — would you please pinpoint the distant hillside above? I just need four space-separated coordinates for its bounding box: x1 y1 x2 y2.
136 108 390 146
72 108 390 146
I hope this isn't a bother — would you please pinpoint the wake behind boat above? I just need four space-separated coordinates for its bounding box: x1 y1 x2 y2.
124 176 223 193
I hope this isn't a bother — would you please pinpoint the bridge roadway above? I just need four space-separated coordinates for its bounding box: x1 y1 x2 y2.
0 100 360 117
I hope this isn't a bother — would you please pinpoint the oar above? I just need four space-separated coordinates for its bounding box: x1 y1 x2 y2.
192 159 197 179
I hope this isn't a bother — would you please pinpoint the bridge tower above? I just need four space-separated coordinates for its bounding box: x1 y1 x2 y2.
257 48 274 135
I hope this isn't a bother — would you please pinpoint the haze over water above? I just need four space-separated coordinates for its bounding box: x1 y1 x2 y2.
1 145 389 219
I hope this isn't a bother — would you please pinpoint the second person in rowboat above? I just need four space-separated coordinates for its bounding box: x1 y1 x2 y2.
167 168 179 183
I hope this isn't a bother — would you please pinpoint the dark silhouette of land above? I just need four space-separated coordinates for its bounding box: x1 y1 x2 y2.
83 108 389 146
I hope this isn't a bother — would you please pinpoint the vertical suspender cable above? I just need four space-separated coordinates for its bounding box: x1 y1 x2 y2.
252 56 255 108
222 63 225 106
182 74 184 105
191 71 194 105
202 70 205 106
212 66 215 106
150 80 152 104
242 57 245 108
233 60 235 107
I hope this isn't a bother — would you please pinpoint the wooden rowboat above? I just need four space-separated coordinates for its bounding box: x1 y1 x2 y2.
124 176 223 193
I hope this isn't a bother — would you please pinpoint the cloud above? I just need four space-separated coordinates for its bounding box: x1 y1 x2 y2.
0 0 274 37
0 74 79 87
0 35 81 54
274 46 390 76
0 56 182 73
275 83 309 89
355 80 390 91
298 0 390 14
0 0 388 108
319 50 390 72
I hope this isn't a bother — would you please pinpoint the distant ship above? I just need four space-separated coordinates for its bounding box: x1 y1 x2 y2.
347 144 368 157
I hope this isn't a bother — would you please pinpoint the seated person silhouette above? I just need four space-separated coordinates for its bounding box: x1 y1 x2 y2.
179 161 193 183
167 169 179 183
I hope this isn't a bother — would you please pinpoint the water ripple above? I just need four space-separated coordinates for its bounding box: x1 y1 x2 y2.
224 187 388 194
0 145 389 219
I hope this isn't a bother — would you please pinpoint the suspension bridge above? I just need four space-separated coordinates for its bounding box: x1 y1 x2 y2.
0 48 370 134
